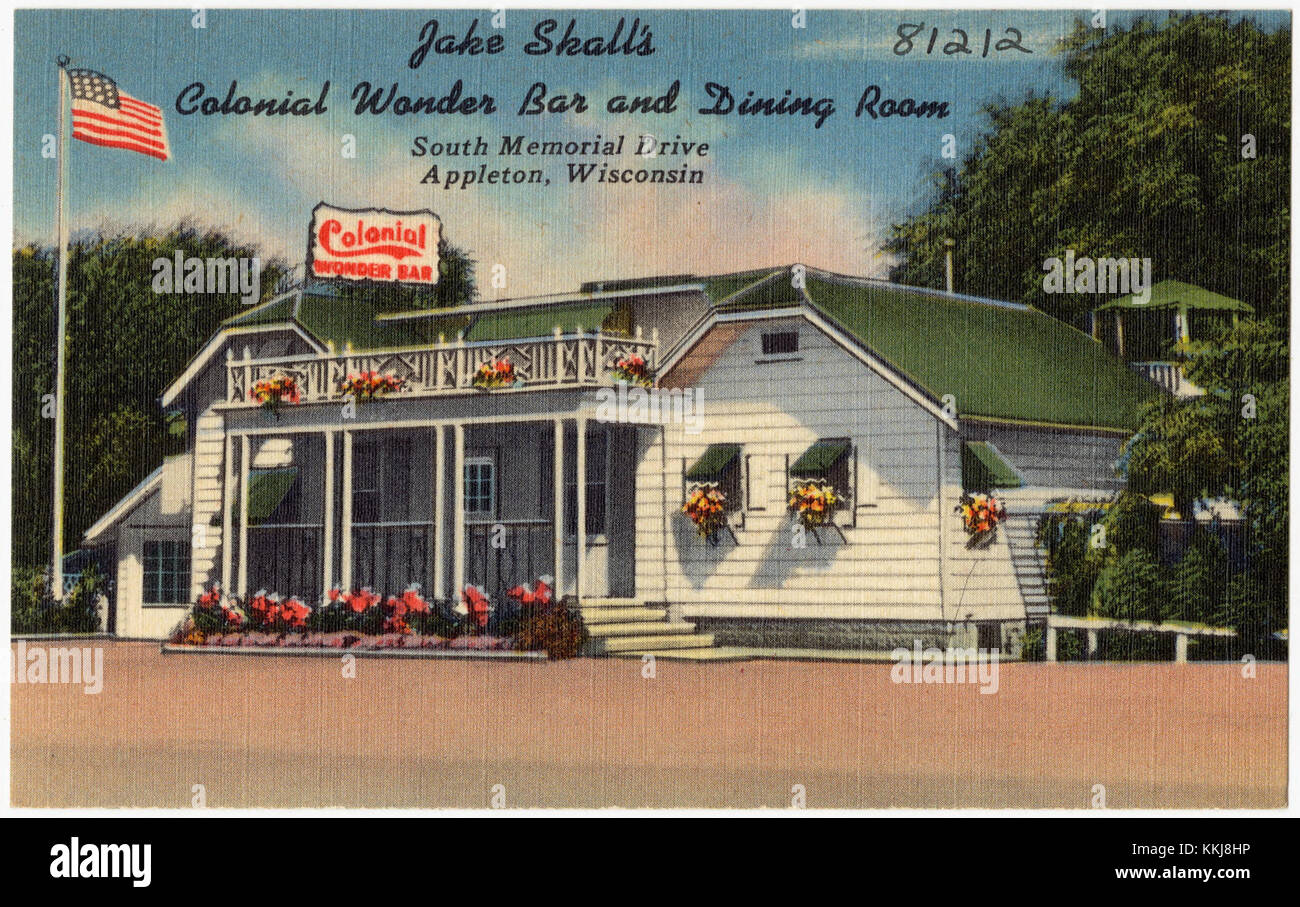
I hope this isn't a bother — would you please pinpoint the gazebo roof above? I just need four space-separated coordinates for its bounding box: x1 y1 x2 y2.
1093 280 1254 313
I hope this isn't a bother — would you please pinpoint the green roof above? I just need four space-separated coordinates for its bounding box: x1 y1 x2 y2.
791 439 850 477
1093 280 1254 313
684 443 741 482
465 301 617 342
749 274 1158 432
213 267 1157 433
962 441 1023 491
243 468 298 526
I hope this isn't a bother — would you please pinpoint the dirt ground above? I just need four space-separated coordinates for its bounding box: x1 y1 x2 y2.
10 641 1287 808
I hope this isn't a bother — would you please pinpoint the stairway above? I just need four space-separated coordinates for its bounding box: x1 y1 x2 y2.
1000 510 1052 621
578 598 723 659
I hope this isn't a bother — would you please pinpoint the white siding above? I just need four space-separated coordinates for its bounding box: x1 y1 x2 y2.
189 410 226 600
636 316 1027 622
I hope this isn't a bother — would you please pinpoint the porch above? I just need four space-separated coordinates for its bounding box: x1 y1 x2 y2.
219 417 642 605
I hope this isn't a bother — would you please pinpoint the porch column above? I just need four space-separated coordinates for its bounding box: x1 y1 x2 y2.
1178 304 1190 343
236 434 250 596
340 430 353 591
1046 626 1057 663
220 432 235 595
552 419 565 594
433 424 447 600
1115 315 1125 358
1175 633 1189 664
321 430 335 594
574 416 587 600
452 424 466 598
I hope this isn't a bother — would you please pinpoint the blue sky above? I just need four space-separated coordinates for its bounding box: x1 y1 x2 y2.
13 8 1290 297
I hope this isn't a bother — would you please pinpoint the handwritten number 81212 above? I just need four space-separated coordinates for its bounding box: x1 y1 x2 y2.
894 24 1033 57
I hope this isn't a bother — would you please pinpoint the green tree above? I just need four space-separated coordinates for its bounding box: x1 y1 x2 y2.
885 13 1290 325
1092 549 1166 622
11 226 287 570
1124 318 1287 641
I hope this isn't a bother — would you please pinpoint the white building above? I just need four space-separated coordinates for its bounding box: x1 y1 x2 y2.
82 265 1159 655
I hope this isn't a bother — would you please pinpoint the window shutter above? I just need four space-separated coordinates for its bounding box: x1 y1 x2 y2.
746 454 769 510
856 443 878 507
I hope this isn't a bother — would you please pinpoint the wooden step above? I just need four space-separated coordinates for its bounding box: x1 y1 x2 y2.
599 633 715 653
587 621 697 638
614 647 750 662
579 606 668 624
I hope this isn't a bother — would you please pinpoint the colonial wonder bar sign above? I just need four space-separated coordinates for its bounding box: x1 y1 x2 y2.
308 203 441 284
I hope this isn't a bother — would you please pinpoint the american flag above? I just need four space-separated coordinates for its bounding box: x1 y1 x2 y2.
68 68 170 161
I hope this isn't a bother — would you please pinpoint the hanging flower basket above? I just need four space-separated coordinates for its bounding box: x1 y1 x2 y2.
958 493 1006 547
787 479 840 529
339 370 405 402
683 482 729 543
249 376 300 414
472 358 516 389
610 354 653 388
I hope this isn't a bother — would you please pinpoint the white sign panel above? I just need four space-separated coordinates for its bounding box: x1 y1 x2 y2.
308 203 441 285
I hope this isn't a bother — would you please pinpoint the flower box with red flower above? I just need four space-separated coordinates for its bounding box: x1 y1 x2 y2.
471 358 516 389
958 492 1007 545
610 354 653 388
249 376 301 413
338 370 405 402
787 480 841 529
682 483 729 542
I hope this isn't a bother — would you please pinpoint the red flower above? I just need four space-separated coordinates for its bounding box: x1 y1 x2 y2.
402 586 429 614
462 585 491 629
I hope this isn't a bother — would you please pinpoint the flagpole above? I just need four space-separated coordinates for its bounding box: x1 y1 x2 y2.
51 55 70 599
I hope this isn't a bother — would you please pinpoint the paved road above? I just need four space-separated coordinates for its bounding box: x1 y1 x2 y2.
11 642 1286 808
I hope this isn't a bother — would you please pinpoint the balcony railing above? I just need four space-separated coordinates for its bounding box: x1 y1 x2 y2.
225 329 658 406
1131 361 1204 398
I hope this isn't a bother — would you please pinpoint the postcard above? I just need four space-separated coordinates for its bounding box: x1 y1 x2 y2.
8 6 1289 815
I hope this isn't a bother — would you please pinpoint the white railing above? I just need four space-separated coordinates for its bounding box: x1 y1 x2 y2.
1131 361 1204 398
226 328 659 405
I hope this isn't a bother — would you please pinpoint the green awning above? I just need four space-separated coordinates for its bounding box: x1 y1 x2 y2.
245 468 298 526
684 443 741 482
962 442 1022 491
1093 280 1254 313
790 439 850 478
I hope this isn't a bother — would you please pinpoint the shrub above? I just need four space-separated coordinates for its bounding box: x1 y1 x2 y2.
1020 626 1045 661
514 600 586 659
1092 549 1166 623
1054 628 1085 662
1037 513 1100 617
11 565 104 634
1099 630 1173 662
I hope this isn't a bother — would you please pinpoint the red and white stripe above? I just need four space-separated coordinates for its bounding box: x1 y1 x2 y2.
72 92 170 161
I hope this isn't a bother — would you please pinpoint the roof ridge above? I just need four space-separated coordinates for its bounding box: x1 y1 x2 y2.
802 265 1031 312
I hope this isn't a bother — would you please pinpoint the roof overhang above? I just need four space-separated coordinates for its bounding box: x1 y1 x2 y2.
82 465 164 544
159 323 326 408
659 303 960 431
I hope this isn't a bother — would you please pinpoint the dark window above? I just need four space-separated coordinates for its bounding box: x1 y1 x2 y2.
143 540 190 604
761 331 799 356
353 437 413 523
